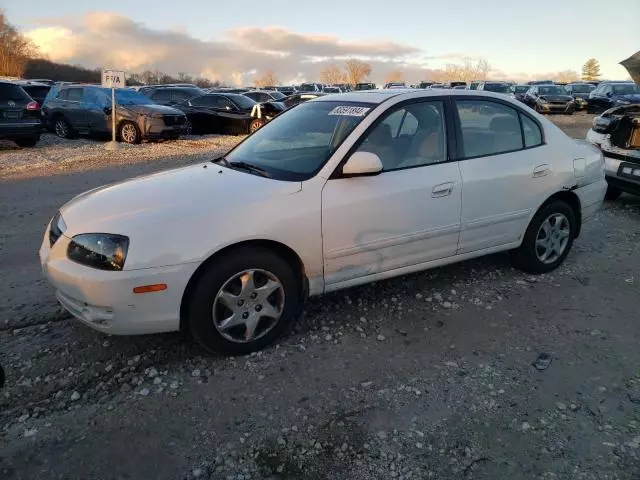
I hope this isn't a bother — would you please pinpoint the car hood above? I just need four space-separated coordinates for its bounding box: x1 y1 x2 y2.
539 95 573 102
59 163 302 237
122 104 185 116
614 93 640 102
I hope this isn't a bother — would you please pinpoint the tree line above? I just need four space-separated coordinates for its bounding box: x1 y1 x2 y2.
0 9 605 87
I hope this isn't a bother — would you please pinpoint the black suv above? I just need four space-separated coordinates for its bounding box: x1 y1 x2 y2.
42 85 187 143
0 81 42 147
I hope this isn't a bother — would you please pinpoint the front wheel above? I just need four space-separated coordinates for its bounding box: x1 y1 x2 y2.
188 248 301 355
54 116 74 139
249 119 265 134
119 121 141 144
511 200 576 274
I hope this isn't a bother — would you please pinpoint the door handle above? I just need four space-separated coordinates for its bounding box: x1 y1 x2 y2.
432 182 454 198
533 164 550 178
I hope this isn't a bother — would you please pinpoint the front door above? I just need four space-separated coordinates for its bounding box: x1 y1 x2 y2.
321 100 462 288
453 98 554 253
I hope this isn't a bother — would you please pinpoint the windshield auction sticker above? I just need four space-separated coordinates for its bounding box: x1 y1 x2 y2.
328 106 371 117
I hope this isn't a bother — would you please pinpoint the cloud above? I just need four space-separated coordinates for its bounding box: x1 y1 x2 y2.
25 11 450 84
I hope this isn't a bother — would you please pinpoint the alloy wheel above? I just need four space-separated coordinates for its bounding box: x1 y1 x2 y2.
55 119 68 138
212 269 285 343
121 123 138 143
535 213 571 264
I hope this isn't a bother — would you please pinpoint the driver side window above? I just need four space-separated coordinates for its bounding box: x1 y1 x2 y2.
354 101 446 172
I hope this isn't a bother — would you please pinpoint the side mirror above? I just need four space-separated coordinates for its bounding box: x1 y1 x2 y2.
342 151 383 177
103 106 112 115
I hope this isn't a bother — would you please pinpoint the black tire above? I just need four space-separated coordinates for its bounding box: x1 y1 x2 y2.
14 136 39 148
53 116 74 139
188 247 302 355
119 121 141 144
586 105 594 114
605 185 622 201
511 200 577 274
184 119 193 136
249 119 265 134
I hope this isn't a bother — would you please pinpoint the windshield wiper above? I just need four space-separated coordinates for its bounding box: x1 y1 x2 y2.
212 157 270 177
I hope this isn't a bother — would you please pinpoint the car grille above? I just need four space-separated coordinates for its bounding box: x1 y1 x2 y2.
550 102 568 106
49 213 62 246
163 115 185 126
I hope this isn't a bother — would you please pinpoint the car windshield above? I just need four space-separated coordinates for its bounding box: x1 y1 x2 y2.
224 100 375 181
298 84 317 92
570 84 594 93
230 94 256 109
514 86 530 93
269 91 286 100
483 83 510 93
612 84 640 94
111 89 155 105
538 86 569 95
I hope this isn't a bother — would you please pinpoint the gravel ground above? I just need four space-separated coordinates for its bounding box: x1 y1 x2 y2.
1 112 639 480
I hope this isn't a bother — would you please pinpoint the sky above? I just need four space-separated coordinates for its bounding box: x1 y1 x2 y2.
4 0 639 85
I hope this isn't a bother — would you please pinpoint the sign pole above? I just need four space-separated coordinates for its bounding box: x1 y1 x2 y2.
105 86 118 150
103 69 125 151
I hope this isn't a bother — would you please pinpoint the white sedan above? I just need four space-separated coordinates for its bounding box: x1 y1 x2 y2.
40 89 606 354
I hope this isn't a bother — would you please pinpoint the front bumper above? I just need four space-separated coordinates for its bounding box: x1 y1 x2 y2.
572 98 588 110
537 102 575 114
39 230 198 335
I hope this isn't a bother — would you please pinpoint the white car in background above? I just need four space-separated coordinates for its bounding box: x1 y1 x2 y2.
40 89 606 355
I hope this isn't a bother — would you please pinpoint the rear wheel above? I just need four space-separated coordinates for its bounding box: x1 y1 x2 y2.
249 119 265 134
14 136 39 148
184 119 193 136
54 116 74 139
511 200 576 274
119 121 141 144
188 248 302 355
605 185 622 201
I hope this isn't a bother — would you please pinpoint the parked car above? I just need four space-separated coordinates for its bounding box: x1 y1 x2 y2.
297 83 323 92
26 78 55 86
527 80 554 85
40 89 606 354
383 82 406 89
418 81 435 89
523 85 575 114
322 86 343 93
428 83 448 89
261 92 328 115
468 81 480 90
476 81 511 94
587 82 640 114
275 86 296 96
512 85 531 102
42 85 187 143
0 80 42 147
449 82 467 88
452 85 466 90
140 86 205 106
354 83 376 91
13 80 52 105
175 93 265 135
565 83 595 110
243 90 287 103
586 104 640 199
209 87 250 94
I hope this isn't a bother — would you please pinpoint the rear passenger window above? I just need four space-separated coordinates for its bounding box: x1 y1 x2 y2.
66 88 84 102
456 100 523 158
520 114 542 147
151 90 171 102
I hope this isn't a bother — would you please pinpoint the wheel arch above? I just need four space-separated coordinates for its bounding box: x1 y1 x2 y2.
179 239 308 332
535 189 582 238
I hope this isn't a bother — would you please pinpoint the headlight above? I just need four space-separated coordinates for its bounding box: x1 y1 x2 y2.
67 233 129 271
49 212 67 246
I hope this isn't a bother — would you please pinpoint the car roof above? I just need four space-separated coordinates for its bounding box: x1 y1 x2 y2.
313 89 524 105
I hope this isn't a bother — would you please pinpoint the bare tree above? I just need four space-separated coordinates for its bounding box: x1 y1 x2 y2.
553 70 579 83
385 71 404 84
254 70 278 88
344 59 372 85
0 10 38 77
442 58 491 83
177 72 194 84
320 64 344 84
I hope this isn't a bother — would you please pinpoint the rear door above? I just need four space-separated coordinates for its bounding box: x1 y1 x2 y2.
84 88 110 133
64 88 88 130
454 98 553 253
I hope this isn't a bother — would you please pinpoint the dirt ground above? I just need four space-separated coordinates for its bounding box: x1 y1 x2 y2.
1 112 639 480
